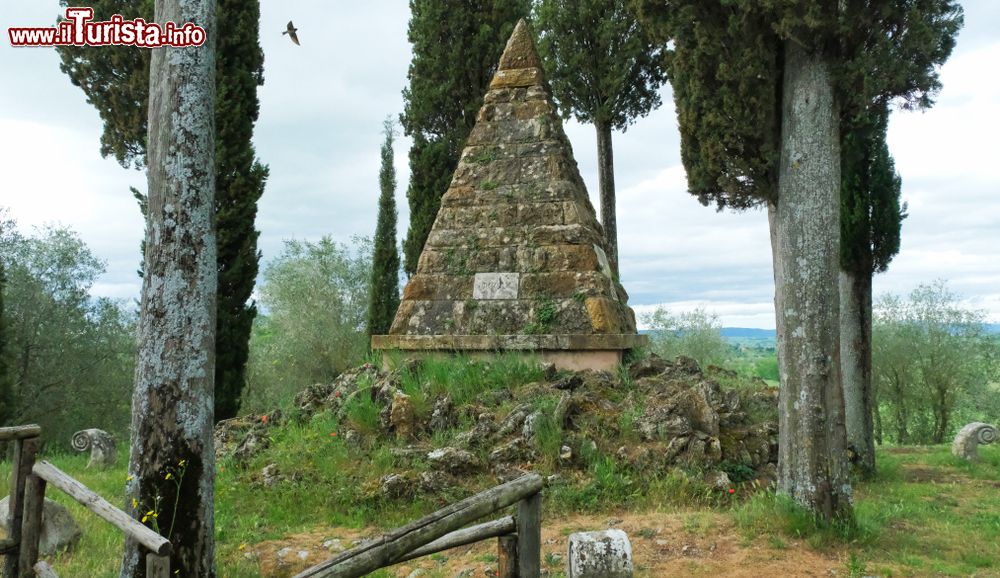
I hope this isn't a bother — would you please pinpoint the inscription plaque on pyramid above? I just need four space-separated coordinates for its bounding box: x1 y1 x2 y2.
371 19 647 371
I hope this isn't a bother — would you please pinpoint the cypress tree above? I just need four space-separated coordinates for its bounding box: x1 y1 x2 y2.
840 104 905 478
57 0 268 420
534 0 666 275
368 118 402 340
638 0 961 520
213 0 268 420
401 0 531 276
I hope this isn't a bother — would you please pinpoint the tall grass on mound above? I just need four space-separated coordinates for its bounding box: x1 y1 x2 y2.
388 352 546 406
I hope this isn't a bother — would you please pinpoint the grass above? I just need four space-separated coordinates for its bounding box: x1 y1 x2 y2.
6 444 998 576
731 444 1000 576
3 352 998 576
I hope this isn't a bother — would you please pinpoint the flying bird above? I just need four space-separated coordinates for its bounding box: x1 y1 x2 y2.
283 21 299 46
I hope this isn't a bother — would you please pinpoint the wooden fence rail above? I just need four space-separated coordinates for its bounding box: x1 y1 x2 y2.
294 473 544 578
2 426 170 578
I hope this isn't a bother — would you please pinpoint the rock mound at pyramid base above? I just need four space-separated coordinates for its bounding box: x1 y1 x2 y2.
372 333 648 372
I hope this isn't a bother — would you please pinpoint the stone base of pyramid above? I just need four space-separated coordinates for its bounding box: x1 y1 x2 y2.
371 334 648 372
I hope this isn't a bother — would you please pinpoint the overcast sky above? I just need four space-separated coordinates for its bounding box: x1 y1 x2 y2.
2 1 997 329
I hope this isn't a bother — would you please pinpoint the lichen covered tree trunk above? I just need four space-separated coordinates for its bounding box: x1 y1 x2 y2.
774 41 852 521
595 120 618 276
840 268 875 477
121 0 217 576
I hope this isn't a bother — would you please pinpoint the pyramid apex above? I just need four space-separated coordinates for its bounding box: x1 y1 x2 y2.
498 18 542 71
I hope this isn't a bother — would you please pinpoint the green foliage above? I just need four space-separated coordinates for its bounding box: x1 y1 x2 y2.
0 217 134 443
387 352 545 408
535 0 665 131
872 281 998 445
56 0 153 169
400 0 530 275
643 306 731 368
367 117 402 341
9 442 1000 576
840 104 905 275
243 238 372 412
637 0 963 210
56 0 269 420
753 354 779 382
344 388 382 437
0 215 15 425
214 0 269 421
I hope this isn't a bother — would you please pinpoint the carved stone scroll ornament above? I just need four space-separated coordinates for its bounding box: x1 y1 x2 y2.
71 428 117 468
952 422 997 461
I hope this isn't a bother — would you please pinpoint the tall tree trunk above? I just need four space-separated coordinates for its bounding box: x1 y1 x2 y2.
595 120 618 276
873 396 883 446
774 41 852 522
892 372 909 443
122 1 217 576
840 268 875 477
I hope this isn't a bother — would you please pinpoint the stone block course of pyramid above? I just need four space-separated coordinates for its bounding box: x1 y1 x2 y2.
372 19 646 371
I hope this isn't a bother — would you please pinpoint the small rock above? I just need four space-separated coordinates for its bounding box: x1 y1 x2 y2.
498 405 532 436
418 470 452 493
261 463 281 487
546 474 566 486
552 374 583 391
342 429 361 449
380 473 416 498
322 539 344 552
297 550 310 561
406 570 426 578
430 396 455 431
704 470 732 490
233 428 269 463
428 447 482 474
276 547 293 560
0 496 81 556
522 411 542 441
453 569 474 578
494 464 530 484
673 356 701 374
559 445 573 462
628 355 669 380
490 437 535 464
390 391 416 439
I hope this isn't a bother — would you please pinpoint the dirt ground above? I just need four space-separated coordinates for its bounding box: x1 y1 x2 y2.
250 511 854 577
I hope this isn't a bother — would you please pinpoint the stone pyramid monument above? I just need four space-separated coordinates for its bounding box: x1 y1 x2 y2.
372 19 646 371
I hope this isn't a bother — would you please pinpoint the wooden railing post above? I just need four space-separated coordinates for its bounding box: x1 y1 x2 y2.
516 493 541 578
17 474 46 578
497 534 518 578
146 553 170 578
3 434 41 578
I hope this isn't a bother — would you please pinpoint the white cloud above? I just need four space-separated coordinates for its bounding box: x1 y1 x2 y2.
1 0 997 328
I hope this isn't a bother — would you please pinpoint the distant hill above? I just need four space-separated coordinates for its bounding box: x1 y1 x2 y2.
986 324 1000 335
721 328 776 339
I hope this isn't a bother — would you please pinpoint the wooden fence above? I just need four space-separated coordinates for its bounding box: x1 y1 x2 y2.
3 424 545 578
0 425 171 578
293 473 544 578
